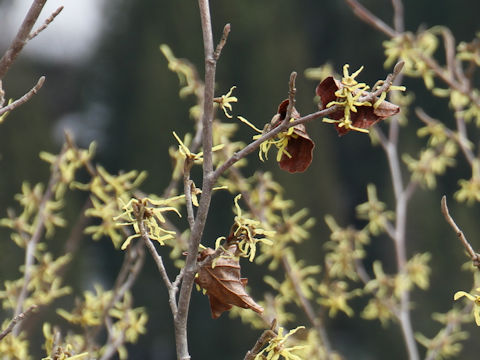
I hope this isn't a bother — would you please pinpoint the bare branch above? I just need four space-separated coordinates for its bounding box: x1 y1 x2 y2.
281 256 333 358
0 0 48 80
213 62 404 182
0 81 5 107
183 160 196 230
28 6 64 41
284 71 297 123
174 1 226 358
0 305 38 341
441 196 480 269
12 143 66 335
0 76 45 117
112 242 145 305
345 0 398 38
139 222 173 291
99 316 126 360
440 27 460 83
415 108 477 173
391 0 404 33
418 53 480 108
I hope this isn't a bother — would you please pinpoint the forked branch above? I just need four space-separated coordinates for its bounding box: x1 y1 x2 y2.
213 61 405 181
0 0 48 79
0 76 45 118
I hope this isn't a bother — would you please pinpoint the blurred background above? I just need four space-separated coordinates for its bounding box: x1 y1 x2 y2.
1 0 480 359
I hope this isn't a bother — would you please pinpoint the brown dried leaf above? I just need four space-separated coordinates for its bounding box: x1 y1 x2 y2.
272 99 315 173
195 245 264 319
316 76 400 136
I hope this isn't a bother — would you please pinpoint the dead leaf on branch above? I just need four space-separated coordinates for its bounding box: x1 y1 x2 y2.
195 245 264 319
271 99 315 173
316 76 400 136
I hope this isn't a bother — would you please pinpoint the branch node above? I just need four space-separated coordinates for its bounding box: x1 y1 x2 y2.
0 75 46 117
0 305 38 340
28 6 64 41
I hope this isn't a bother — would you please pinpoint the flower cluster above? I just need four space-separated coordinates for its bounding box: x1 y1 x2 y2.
75 166 147 248
227 194 275 261
239 99 315 173
317 64 402 135
254 326 306 360
115 196 181 250
383 30 438 88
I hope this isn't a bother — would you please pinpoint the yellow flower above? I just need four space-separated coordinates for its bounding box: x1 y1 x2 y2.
238 115 289 162
323 64 372 134
238 98 314 173
172 131 224 163
318 64 403 135
115 197 181 250
230 194 274 262
356 183 394 236
317 281 360 317
160 44 202 98
214 86 238 118
454 287 480 325
255 326 306 360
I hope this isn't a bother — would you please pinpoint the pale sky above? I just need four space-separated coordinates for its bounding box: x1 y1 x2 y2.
0 0 106 65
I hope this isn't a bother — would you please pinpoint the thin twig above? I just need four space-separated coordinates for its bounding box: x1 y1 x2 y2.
82 227 146 352
0 0 48 79
0 305 37 340
64 131 97 177
213 23 231 61
373 56 418 360
63 198 92 255
162 107 205 200
340 4 419 351
345 0 398 38
99 316 126 360
415 108 476 168
391 0 404 33
284 71 297 123
183 160 196 231
440 27 459 83
112 243 145 305
51 326 62 360
213 62 404 182
393 182 419 360
139 222 172 291
138 217 180 316
424 303 472 360
12 144 67 335
243 328 276 360
0 76 45 117
441 196 480 269
281 256 333 358
28 6 64 40
419 53 480 108
0 80 5 108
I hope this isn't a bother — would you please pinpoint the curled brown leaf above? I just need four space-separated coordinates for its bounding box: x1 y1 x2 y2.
272 99 315 173
195 245 264 319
